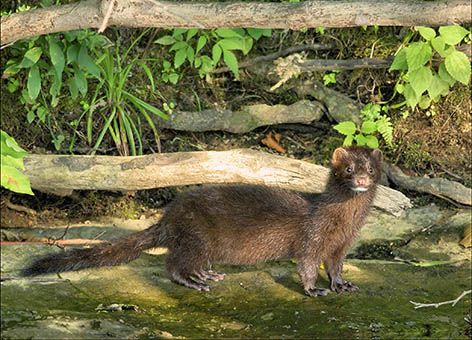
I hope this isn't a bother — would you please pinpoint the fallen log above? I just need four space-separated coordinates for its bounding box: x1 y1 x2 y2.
2 0 471 46
24 149 411 215
160 100 325 133
384 163 472 206
294 80 362 124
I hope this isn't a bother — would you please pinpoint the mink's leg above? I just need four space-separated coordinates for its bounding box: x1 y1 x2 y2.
324 245 358 293
165 238 211 292
297 258 330 297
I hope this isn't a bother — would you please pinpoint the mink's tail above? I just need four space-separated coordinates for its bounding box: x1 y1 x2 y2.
21 224 166 276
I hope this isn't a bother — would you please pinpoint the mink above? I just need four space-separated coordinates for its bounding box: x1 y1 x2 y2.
22 147 382 297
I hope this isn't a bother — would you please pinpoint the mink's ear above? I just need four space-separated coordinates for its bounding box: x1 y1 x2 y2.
371 149 383 163
332 147 349 166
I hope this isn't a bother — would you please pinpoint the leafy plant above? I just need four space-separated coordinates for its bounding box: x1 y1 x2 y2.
0 130 33 195
333 103 393 148
323 71 339 85
2 29 105 152
78 33 168 156
3 30 105 111
389 25 471 114
155 28 272 79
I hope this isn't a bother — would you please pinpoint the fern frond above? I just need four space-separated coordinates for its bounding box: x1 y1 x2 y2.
376 116 394 147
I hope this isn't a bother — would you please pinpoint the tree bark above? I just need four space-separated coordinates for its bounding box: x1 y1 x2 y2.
23 149 411 216
384 163 472 206
2 0 471 45
160 100 325 133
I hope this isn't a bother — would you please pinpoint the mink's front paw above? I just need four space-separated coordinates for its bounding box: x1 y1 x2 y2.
304 287 330 297
332 281 359 293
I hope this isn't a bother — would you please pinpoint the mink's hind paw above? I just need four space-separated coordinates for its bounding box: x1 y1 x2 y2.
332 281 359 293
304 287 330 297
203 270 225 281
171 272 211 292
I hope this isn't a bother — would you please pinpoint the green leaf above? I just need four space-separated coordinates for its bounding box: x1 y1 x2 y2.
403 84 419 108
438 63 456 86
36 106 47 123
215 28 243 38
169 41 188 51
186 46 195 63
196 36 207 54
1 165 34 195
155 35 176 45
27 64 41 100
418 95 432 109
261 29 272 37
247 28 263 40
74 67 88 96
416 26 436 41
1 154 24 171
66 44 79 64
53 134 64 151
389 48 408 71
438 25 470 45
242 36 253 55
376 116 394 148
139 62 155 91
186 29 199 41
444 50 471 85
49 67 62 98
222 49 239 78
365 135 379 149
395 83 404 94
218 38 244 51
408 66 433 97
174 48 187 68
355 134 367 146
428 74 449 99
406 42 432 71
431 36 446 57
48 38 65 77
123 91 168 120
172 28 187 38
18 47 42 68
343 135 354 146
1 131 27 158
78 45 100 78
26 110 35 124
333 121 356 136
360 121 377 134
212 44 222 64
67 76 79 99
7 79 19 93
168 73 179 85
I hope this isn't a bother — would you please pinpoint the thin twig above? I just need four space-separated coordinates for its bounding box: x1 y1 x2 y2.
211 43 334 74
2 195 37 216
98 0 116 33
410 290 472 309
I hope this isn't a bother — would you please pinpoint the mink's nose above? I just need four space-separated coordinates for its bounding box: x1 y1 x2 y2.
355 177 368 187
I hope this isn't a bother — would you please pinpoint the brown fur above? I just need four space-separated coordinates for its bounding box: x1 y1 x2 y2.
23 147 382 296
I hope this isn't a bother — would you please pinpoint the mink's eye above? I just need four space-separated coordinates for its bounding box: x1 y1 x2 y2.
345 166 353 174
367 166 374 174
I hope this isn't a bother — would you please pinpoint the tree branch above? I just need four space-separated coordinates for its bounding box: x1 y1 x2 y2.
23 149 411 215
1 0 471 45
410 290 472 309
383 163 472 206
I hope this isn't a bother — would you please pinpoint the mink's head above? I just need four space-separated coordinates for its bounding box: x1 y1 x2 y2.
330 147 382 193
